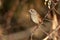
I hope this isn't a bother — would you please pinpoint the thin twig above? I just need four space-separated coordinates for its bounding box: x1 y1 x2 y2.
43 25 60 40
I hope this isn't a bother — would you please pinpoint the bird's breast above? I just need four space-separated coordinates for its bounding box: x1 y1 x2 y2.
31 15 40 24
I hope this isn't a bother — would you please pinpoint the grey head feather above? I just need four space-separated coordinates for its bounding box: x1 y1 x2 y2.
29 9 37 15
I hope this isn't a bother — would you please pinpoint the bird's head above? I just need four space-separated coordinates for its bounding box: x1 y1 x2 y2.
29 9 37 15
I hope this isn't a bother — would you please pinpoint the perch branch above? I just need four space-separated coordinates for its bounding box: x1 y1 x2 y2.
43 25 60 40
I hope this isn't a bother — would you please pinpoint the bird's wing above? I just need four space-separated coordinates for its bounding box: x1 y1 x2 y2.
37 13 42 23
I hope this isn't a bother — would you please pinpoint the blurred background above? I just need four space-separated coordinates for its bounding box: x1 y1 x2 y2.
0 0 60 40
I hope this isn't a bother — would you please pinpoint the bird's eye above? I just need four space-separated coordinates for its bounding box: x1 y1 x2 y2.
31 10 34 13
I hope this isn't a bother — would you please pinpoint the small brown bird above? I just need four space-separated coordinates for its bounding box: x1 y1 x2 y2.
29 9 42 25
29 9 49 40
29 9 42 40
